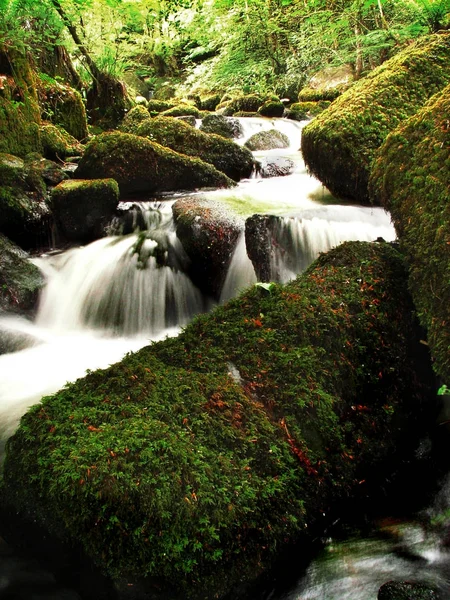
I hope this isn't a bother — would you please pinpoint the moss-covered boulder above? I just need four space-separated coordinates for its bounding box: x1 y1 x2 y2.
0 241 434 600
257 99 285 118
75 131 234 197
369 83 450 382
286 101 331 121
0 153 51 248
199 94 221 111
40 122 84 160
118 105 151 134
219 94 263 116
199 114 243 139
50 179 119 243
244 129 290 151
38 75 89 141
136 116 255 181
0 233 44 315
147 99 174 117
160 104 200 118
0 46 42 157
301 33 450 204
172 197 242 298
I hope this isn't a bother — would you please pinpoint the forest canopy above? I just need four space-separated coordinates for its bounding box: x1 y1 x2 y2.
1 0 449 99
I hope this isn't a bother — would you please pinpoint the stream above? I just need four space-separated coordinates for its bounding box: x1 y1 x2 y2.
1 117 448 599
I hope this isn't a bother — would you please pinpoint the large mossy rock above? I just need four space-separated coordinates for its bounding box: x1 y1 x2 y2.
172 197 242 298
0 241 434 600
50 179 120 243
136 116 255 181
119 105 151 134
0 233 44 315
40 122 84 160
199 114 243 139
369 83 450 382
38 75 89 141
0 153 51 248
75 131 234 197
301 33 450 204
0 46 42 157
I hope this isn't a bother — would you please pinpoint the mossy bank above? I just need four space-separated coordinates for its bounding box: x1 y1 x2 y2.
1 241 433 599
301 33 450 204
370 83 450 383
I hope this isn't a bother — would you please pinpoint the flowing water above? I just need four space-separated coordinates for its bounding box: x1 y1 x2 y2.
2 117 441 599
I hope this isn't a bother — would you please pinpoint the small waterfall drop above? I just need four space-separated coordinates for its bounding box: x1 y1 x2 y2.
220 231 257 303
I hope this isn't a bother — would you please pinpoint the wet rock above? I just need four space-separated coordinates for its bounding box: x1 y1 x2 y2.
378 581 440 599
199 114 244 139
173 196 242 298
244 129 290 151
0 234 44 316
258 156 295 178
50 178 119 243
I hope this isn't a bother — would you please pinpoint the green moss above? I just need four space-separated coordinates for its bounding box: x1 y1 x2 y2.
298 87 340 102
0 47 42 157
199 94 221 111
40 122 84 160
301 33 450 204
257 100 285 118
1 241 432 599
147 99 174 117
75 131 235 197
369 83 450 382
38 74 89 141
119 105 152 134
160 104 200 118
289 101 331 118
136 116 255 181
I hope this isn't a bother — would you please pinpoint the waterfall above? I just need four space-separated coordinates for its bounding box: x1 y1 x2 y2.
220 231 257 302
269 207 396 283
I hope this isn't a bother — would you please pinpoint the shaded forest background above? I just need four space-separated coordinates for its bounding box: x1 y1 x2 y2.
1 0 449 106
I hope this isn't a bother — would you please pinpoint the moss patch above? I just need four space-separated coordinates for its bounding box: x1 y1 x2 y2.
75 131 235 197
136 116 255 181
40 122 84 160
369 83 450 382
301 33 450 204
1 241 433 599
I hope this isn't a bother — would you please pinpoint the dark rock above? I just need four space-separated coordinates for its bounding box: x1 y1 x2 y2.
258 156 295 178
173 196 242 298
0 234 44 316
199 114 244 139
378 581 440 599
50 179 120 243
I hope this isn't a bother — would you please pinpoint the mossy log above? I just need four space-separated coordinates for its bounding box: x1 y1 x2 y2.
369 83 450 382
136 116 255 181
75 131 235 197
301 33 450 204
0 241 433 599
